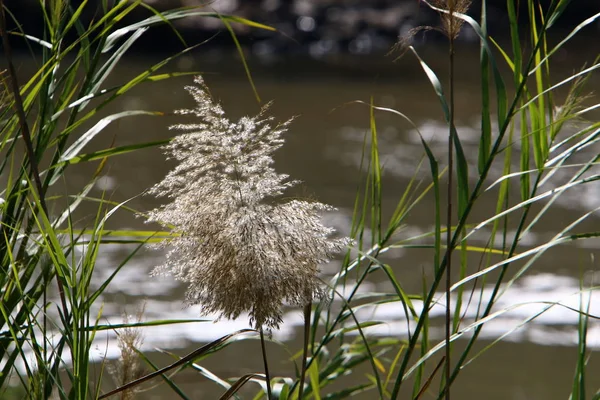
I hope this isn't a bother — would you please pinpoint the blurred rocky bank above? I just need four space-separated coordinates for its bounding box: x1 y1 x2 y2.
4 0 600 57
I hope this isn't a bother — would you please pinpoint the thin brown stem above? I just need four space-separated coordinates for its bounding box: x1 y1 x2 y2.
298 303 311 400
260 328 272 399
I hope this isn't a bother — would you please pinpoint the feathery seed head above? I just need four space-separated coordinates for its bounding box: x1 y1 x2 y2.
431 0 472 39
147 76 349 329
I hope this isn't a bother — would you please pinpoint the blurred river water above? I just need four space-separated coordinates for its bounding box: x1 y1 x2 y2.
9 40 600 399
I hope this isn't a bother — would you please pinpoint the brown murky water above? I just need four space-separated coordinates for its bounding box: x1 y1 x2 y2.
8 40 600 399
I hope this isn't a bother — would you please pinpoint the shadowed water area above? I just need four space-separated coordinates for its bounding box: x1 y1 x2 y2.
7 37 600 398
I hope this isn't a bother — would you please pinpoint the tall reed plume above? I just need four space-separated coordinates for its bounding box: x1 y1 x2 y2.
147 76 348 330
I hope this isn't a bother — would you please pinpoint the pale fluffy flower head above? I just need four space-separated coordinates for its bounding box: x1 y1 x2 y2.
147 76 348 329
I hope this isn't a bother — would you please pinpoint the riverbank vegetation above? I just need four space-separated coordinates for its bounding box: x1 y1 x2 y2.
1 0 599 399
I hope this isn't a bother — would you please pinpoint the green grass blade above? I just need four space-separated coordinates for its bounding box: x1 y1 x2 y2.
408 47 468 217
57 138 171 166
103 9 274 53
137 350 190 400
219 374 264 400
478 0 491 174
219 14 261 104
60 110 162 162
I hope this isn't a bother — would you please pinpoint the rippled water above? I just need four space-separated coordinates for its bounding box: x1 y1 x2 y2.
10 41 600 398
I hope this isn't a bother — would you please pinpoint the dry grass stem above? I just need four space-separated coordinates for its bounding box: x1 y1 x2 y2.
112 304 147 400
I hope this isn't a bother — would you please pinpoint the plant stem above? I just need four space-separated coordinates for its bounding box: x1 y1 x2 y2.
298 303 311 400
260 328 272 399
444 2 457 399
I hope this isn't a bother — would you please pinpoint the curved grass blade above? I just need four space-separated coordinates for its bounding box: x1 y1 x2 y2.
58 110 163 163
520 62 600 111
99 329 257 399
329 286 385 398
462 176 600 243
408 46 469 217
323 382 372 399
56 138 171 166
536 12 600 74
190 364 235 395
454 208 600 293
219 374 265 400
404 297 600 382
136 349 190 400
104 9 274 53
466 290 599 370
218 13 261 104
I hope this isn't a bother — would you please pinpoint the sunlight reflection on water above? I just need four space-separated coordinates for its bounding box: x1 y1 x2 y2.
73 109 600 362
83 233 600 363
